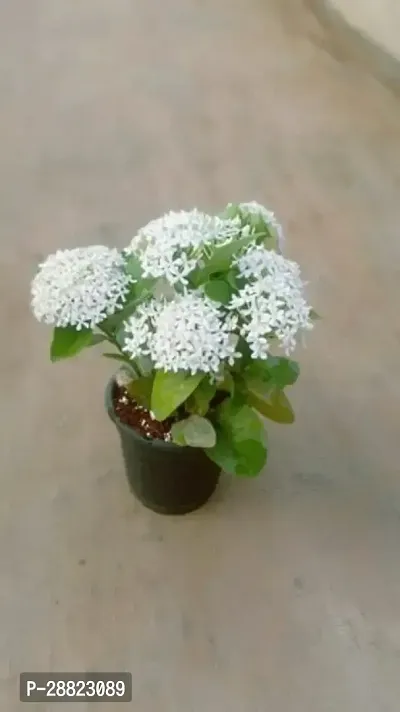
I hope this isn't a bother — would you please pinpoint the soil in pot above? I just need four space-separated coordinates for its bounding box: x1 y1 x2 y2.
113 382 175 442
109 380 221 515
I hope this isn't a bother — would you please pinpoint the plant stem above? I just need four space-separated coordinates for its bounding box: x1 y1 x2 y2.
97 326 142 377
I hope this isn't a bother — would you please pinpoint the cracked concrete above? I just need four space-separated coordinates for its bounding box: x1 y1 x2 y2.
1 0 400 710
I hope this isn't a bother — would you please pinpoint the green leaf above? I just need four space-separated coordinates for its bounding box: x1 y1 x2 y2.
100 277 155 335
89 333 108 346
233 337 253 369
151 370 203 421
204 278 232 305
247 387 295 424
310 309 321 320
245 356 300 389
234 440 269 476
100 299 138 333
190 234 255 286
205 429 240 473
171 415 217 448
226 269 240 290
125 255 156 298
102 352 132 364
221 203 241 220
50 326 94 362
133 277 156 299
217 400 264 439
125 253 143 281
186 378 217 416
126 374 154 408
206 400 267 476
215 371 235 397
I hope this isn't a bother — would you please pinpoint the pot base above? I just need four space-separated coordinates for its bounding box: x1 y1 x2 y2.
125 481 219 515
106 378 221 515
119 435 220 515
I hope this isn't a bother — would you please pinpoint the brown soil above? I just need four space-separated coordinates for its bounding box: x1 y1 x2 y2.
112 383 174 441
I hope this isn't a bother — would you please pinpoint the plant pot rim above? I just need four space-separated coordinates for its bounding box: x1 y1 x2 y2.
105 376 193 452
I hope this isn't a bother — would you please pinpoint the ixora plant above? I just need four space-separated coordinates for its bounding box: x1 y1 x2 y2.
31 202 317 514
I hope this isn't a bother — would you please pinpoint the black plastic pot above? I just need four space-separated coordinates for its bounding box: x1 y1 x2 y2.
105 378 221 515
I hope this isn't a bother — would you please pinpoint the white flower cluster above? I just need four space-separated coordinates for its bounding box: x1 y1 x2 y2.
237 201 285 252
31 246 132 329
229 246 313 357
123 291 240 375
127 209 241 285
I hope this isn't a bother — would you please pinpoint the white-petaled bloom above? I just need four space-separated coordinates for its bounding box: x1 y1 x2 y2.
123 291 240 375
31 246 132 329
229 246 313 357
127 209 241 285
237 201 285 252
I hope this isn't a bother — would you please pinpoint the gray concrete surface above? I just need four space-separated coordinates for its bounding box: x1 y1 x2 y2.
310 0 400 92
326 0 400 61
1 1 400 710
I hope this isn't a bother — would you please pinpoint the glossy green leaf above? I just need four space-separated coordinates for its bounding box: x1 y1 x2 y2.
171 415 216 448
126 375 154 408
247 386 295 424
220 203 241 220
151 370 203 422
125 253 143 280
186 378 217 416
102 352 132 364
50 326 94 362
310 309 321 320
100 299 138 333
190 234 254 286
125 253 155 298
204 279 232 305
89 333 108 346
233 439 269 476
245 356 300 389
206 400 267 476
217 400 264 439
216 371 235 396
226 269 240 290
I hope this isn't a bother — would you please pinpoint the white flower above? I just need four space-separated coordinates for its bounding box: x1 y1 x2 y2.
31 246 132 329
127 209 241 285
237 201 285 252
229 246 313 357
123 291 240 375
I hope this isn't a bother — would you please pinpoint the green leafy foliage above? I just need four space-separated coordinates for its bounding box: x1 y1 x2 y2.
241 356 298 424
310 309 321 321
90 333 108 346
203 278 232 305
102 352 134 366
246 387 295 424
100 302 138 335
245 356 300 390
206 399 267 476
99 260 155 335
125 253 143 281
125 254 157 298
221 204 241 220
186 378 217 416
190 234 255 286
216 371 235 396
151 370 203 422
171 415 216 448
221 203 280 251
126 375 154 409
50 326 94 362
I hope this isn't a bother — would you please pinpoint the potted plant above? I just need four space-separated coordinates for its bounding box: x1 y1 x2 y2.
31 201 317 514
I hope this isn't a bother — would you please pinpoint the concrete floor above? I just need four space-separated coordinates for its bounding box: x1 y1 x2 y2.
1 0 400 710
327 0 400 61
